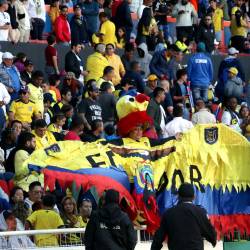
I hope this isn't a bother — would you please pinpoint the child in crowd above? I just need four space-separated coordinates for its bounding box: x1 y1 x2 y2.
48 113 66 134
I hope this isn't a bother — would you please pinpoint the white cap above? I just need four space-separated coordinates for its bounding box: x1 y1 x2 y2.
228 47 239 55
2 52 14 59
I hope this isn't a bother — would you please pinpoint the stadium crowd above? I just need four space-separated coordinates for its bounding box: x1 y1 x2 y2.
0 0 249 248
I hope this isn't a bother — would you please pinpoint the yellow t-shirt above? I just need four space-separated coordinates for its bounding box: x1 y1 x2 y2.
116 37 125 49
213 8 223 32
231 18 247 37
48 123 62 133
231 6 240 15
28 84 44 115
27 209 64 247
33 130 57 149
142 18 157 36
100 20 117 45
97 78 115 91
9 99 39 123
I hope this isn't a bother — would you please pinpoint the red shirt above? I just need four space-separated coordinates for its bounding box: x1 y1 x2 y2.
45 45 57 66
64 131 81 141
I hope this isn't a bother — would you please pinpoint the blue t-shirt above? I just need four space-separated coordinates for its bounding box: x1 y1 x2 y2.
180 83 187 96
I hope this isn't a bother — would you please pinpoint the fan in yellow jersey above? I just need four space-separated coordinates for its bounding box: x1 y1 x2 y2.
9 86 41 130
26 194 64 247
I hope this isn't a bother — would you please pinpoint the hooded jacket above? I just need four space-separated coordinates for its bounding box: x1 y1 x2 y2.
149 50 169 78
134 43 152 77
84 203 137 250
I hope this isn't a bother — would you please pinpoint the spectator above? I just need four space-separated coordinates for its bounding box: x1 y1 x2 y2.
144 74 158 96
26 194 64 247
160 78 173 116
134 42 152 77
240 105 250 140
78 80 102 130
121 42 135 71
49 74 61 102
151 183 217 250
130 0 143 14
0 81 10 133
24 181 43 210
54 5 71 45
167 50 183 84
175 33 190 54
49 0 60 31
113 0 133 42
9 85 41 130
105 43 125 86
224 67 244 100
123 61 145 93
103 0 112 18
9 186 24 207
45 34 60 77
104 123 119 140
86 43 109 82
137 0 151 19
32 119 56 149
82 119 104 142
97 66 115 90
0 52 22 101
64 115 84 141
172 0 198 43
84 189 137 250
149 48 170 79
28 0 46 40
116 27 126 49
82 0 99 40
147 87 166 137
7 0 20 43
48 112 66 133
117 77 136 97
61 104 74 130
70 4 88 46
192 99 216 124
221 96 242 133
43 93 54 125
99 12 116 45
195 14 215 53
162 105 193 138
99 81 116 124
0 0 11 41
187 42 213 102
15 0 31 42
20 60 33 85
13 52 26 72
28 70 44 115
79 198 92 226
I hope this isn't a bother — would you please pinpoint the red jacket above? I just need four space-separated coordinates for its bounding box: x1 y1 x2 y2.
54 14 71 43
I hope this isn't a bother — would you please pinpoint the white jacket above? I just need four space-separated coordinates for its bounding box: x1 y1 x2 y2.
0 82 10 116
15 0 31 30
28 0 46 22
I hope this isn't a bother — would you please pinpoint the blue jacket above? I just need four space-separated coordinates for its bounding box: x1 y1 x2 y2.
123 70 145 93
187 53 213 88
82 1 99 34
149 50 169 78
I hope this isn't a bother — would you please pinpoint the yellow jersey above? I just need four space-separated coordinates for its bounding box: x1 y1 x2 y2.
33 130 57 149
100 20 117 45
28 83 44 115
213 8 223 32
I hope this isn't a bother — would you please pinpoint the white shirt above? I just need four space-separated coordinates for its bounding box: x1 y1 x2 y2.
28 0 46 22
163 117 194 138
15 0 31 30
0 82 11 115
192 108 216 125
221 110 242 133
0 11 10 41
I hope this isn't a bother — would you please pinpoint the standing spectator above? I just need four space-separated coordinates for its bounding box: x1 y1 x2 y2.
195 14 215 53
81 119 104 142
134 43 152 78
28 0 46 40
147 87 166 137
0 81 10 134
192 99 216 124
144 74 158 96
54 5 71 45
28 70 44 115
64 115 84 141
0 0 11 41
163 105 193 137
70 4 88 46
99 12 117 45
98 81 116 125
21 60 33 84
97 66 115 90
15 0 31 43
103 0 112 18
216 47 245 101
113 0 133 42
84 189 137 250
130 0 142 14
151 183 217 250
86 43 109 82
121 42 135 71
82 0 99 40
172 0 198 43
167 50 183 84
79 198 92 226
7 0 20 43
187 42 213 102
160 78 173 116
48 0 60 31
78 80 102 130
45 34 60 77
0 52 22 101
105 43 125 86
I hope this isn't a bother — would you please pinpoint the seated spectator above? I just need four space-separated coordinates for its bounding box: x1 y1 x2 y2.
20 60 33 85
221 96 242 133
98 82 116 125
79 198 92 227
64 115 84 141
61 104 74 131
53 88 72 114
32 119 57 149
81 119 104 142
26 194 64 247
43 93 55 125
121 42 135 71
224 67 244 101
162 105 193 138
0 210 35 248
24 181 43 211
41 82 57 102
49 74 61 102
116 27 126 49
97 66 115 90
104 124 119 140
192 99 216 125
0 81 10 134
144 74 158 96
9 86 41 130
240 105 250 140
13 53 26 73
175 33 190 54
48 113 66 134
